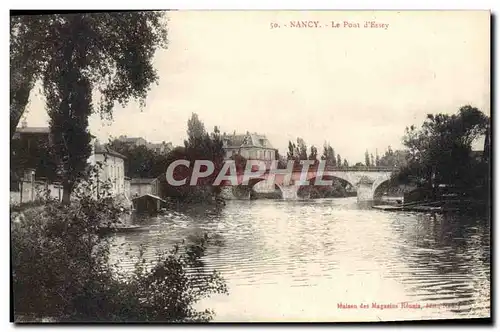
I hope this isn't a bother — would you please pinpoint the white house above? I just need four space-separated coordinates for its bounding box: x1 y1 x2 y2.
87 141 127 197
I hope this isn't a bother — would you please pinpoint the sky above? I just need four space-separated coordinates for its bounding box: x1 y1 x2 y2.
22 10 490 164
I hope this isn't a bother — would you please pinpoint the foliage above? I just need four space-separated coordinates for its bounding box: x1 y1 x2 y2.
286 138 307 162
107 139 169 178
377 146 409 168
275 151 288 169
394 105 489 192
231 153 247 173
10 15 54 138
364 150 370 167
308 145 318 161
287 141 298 162
321 142 336 166
11 174 227 322
11 12 168 203
308 180 347 198
159 114 225 203
296 138 308 161
185 113 207 148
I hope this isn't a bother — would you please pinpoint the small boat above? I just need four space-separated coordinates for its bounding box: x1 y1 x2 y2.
98 225 150 235
372 204 459 213
372 205 404 211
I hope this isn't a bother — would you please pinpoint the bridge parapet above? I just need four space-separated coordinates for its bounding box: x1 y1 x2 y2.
323 166 398 172
254 165 398 173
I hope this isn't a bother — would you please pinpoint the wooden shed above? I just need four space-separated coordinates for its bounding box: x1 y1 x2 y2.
132 194 166 214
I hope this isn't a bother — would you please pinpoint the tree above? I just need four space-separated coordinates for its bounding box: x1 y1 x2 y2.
398 105 489 195
378 147 408 168
287 141 297 161
321 142 336 166
10 16 54 139
375 150 380 167
186 113 207 148
364 150 370 167
336 154 342 167
343 159 349 167
370 153 374 167
159 116 225 202
11 12 168 204
296 137 308 161
308 145 318 161
275 151 288 169
107 140 169 178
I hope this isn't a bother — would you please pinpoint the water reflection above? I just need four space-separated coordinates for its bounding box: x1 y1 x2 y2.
388 212 490 316
108 197 490 322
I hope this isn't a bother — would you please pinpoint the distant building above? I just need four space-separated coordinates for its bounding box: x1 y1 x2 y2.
13 121 51 143
117 135 148 147
88 141 127 197
11 121 57 181
117 135 173 155
222 132 277 165
146 141 173 155
13 119 51 152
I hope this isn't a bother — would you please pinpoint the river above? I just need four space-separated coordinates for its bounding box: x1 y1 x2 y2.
108 197 490 322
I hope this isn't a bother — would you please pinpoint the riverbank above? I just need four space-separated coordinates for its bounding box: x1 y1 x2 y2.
11 191 228 322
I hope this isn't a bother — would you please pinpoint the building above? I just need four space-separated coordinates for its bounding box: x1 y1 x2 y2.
222 132 277 165
222 132 277 193
130 178 159 197
11 121 57 182
116 135 148 147
13 120 51 144
88 141 127 197
146 141 173 155
117 135 173 155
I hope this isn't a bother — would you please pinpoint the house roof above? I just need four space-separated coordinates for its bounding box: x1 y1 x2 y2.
94 144 127 159
15 127 50 134
130 178 157 184
131 193 166 203
118 136 146 144
223 133 274 149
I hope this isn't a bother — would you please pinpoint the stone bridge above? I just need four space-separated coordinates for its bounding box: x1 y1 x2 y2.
220 166 397 201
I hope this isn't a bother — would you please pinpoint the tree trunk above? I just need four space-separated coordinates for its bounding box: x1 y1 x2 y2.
483 125 490 163
61 181 73 205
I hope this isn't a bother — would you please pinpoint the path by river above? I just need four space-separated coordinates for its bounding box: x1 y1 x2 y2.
108 197 490 322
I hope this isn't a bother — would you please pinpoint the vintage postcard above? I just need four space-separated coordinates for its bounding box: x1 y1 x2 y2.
10 10 490 323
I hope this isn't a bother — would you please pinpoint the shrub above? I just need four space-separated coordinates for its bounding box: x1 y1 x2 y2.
11 175 227 322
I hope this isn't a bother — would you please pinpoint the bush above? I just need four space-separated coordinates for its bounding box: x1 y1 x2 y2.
11 176 227 322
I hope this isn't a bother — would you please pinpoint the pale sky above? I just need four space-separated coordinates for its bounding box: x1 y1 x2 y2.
23 11 490 164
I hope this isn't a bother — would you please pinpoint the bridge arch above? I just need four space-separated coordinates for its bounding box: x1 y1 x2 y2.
371 174 393 200
248 177 283 199
300 175 356 198
372 179 390 199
